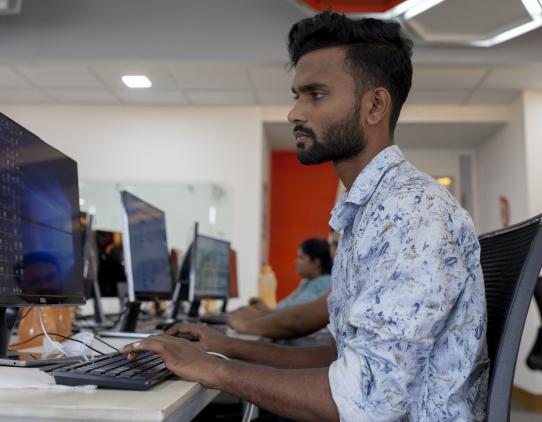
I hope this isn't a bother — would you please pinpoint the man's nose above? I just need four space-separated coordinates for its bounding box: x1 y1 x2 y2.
288 101 307 125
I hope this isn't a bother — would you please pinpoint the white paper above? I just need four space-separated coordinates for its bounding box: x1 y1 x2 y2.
0 367 96 390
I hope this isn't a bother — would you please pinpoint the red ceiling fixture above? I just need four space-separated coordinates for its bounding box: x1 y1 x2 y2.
298 0 407 13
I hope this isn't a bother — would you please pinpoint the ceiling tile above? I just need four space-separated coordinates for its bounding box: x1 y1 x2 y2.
0 88 50 103
407 0 531 43
480 66 542 90
407 90 468 105
16 65 102 88
46 88 120 104
170 63 252 90
93 65 178 90
186 90 256 105
466 90 519 105
114 88 188 105
0 67 32 88
248 65 293 91
412 67 488 91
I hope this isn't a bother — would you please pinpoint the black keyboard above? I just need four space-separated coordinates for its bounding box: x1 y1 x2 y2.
53 351 172 390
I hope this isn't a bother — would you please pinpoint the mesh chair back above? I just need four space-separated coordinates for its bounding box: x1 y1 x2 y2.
479 214 542 421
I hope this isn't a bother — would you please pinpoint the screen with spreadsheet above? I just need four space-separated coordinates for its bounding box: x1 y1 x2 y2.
120 191 172 300
191 234 230 299
0 113 83 305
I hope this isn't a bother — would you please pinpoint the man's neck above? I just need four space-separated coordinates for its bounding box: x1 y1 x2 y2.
333 141 393 191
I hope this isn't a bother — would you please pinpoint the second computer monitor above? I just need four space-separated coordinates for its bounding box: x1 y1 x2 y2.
190 234 231 301
120 191 172 302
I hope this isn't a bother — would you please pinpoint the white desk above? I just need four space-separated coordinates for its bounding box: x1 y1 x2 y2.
0 336 220 421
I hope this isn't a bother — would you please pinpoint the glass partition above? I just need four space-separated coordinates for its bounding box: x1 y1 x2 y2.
78 180 232 254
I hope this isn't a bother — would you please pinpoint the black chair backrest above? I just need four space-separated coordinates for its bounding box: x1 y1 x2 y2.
479 214 542 421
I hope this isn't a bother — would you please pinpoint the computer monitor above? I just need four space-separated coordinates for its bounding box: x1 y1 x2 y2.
168 223 232 319
120 191 172 302
0 112 84 358
190 234 230 301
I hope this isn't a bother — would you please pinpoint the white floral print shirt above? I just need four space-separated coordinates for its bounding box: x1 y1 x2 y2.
327 145 488 421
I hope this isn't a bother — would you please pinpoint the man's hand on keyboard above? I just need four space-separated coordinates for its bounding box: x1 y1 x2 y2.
165 323 231 355
119 333 219 385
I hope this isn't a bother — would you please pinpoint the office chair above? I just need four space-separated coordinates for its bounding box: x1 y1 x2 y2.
480 214 542 421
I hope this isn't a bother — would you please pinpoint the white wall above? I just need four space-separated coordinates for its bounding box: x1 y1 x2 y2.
476 97 529 233
0 104 265 309
403 148 479 228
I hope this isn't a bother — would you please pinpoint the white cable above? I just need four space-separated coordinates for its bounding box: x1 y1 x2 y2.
206 351 230 360
38 308 68 357
206 351 256 422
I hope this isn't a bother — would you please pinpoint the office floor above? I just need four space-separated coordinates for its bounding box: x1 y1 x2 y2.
512 401 542 421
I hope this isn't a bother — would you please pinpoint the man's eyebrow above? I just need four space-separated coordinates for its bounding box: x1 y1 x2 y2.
291 83 328 94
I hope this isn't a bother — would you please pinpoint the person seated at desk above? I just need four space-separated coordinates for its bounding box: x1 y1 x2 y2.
228 231 340 340
231 237 332 326
121 12 488 421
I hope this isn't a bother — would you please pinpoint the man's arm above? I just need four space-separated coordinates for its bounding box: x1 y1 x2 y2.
228 294 329 340
214 361 338 421
121 334 339 422
168 323 337 368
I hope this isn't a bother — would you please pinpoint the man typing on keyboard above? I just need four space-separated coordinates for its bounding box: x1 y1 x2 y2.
122 11 488 422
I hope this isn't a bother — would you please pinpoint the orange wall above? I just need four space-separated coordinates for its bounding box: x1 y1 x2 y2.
269 151 338 300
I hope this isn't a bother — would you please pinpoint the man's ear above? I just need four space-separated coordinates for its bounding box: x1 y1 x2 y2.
364 87 392 127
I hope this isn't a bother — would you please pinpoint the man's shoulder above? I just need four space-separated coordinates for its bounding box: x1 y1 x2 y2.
367 161 477 241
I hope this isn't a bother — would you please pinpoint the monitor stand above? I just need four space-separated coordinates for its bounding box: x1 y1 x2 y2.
0 307 18 359
117 301 141 332
221 298 228 314
188 299 201 318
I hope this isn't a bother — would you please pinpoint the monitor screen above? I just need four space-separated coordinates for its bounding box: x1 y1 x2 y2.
0 113 84 305
121 191 172 300
95 230 126 298
191 234 230 299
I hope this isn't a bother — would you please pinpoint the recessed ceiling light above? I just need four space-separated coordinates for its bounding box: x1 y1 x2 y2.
122 75 152 88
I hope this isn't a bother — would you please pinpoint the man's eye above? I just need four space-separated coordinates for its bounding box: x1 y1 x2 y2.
292 94 299 101
311 92 324 100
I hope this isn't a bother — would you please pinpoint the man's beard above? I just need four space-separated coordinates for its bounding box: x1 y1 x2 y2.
296 101 366 165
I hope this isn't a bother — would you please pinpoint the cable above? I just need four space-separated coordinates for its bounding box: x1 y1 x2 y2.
93 335 119 352
206 351 255 422
8 332 105 356
206 351 230 361
8 333 44 348
38 308 69 358
15 307 32 326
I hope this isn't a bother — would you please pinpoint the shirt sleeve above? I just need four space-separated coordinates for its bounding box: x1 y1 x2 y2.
328 192 481 421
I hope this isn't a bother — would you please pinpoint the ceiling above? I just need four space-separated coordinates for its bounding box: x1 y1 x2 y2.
0 0 539 108
264 121 505 150
0 61 535 106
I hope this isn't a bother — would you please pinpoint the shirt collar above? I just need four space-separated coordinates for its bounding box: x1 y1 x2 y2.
330 145 405 231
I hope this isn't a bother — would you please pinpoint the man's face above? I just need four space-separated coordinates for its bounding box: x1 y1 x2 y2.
288 47 366 165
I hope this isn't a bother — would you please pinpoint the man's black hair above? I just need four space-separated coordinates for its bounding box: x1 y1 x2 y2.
288 11 413 134
300 237 332 275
